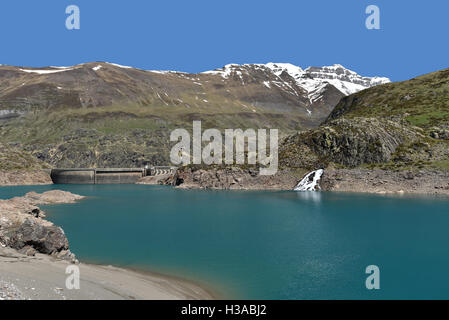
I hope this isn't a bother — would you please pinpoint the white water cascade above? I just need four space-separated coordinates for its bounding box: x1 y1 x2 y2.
294 169 324 191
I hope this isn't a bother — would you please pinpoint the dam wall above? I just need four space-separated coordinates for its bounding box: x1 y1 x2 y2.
51 169 96 184
50 167 178 184
51 168 145 184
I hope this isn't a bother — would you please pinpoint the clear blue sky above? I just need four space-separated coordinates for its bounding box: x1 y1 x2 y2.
0 0 447 81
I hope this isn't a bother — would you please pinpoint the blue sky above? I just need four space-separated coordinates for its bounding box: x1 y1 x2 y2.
0 0 447 81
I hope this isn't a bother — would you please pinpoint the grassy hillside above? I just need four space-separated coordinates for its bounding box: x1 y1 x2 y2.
327 68 449 128
0 101 300 167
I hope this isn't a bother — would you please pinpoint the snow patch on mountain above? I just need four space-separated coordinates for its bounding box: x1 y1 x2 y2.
105 62 133 69
264 63 390 96
149 69 188 75
304 64 390 95
202 62 390 99
201 64 238 78
19 67 78 75
265 62 304 78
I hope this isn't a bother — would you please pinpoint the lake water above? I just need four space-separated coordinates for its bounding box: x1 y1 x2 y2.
2 184 449 299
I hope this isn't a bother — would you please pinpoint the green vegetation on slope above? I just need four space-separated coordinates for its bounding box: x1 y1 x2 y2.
0 101 298 168
328 68 449 128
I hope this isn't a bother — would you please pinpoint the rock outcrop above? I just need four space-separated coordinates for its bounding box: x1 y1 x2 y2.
0 191 83 262
280 117 421 168
164 166 305 190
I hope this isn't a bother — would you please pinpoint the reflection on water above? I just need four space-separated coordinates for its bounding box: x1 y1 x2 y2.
295 190 322 203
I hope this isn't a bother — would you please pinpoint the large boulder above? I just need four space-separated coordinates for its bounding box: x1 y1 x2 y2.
8 218 69 254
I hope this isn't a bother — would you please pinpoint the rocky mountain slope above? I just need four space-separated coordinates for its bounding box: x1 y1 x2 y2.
170 67 449 193
0 143 51 185
280 67 449 173
0 62 387 168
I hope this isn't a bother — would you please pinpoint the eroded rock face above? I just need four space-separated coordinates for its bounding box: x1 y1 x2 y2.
280 118 420 168
0 191 83 261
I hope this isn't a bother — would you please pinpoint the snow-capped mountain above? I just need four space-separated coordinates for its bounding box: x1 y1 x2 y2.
0 61 389 130
0 61 391 168
202 62 390 100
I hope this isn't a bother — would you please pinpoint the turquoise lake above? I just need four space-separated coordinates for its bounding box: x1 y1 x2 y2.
1 184 449 299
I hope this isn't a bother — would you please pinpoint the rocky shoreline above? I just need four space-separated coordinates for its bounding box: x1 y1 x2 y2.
0 190 83 262
160 165 449 195
321 168 449 195
162 166 307 190
1 165 447 195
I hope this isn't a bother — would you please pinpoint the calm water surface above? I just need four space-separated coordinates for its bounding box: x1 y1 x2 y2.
1 184 449 299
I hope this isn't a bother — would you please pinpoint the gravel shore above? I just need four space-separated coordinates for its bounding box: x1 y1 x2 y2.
0 246 214 300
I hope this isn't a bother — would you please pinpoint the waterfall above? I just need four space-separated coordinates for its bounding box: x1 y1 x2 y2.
294 169 324 191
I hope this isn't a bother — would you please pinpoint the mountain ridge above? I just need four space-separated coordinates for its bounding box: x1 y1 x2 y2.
0 61 390 168
0 61 389 114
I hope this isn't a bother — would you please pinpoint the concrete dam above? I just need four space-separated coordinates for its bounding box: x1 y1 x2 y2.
50 167 177 184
